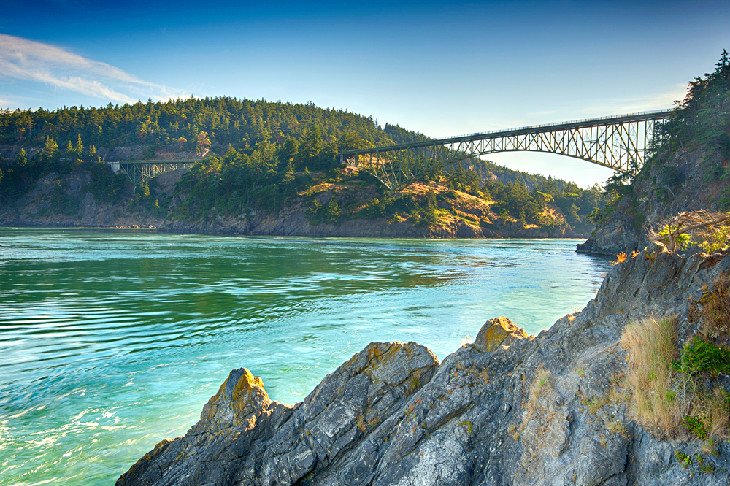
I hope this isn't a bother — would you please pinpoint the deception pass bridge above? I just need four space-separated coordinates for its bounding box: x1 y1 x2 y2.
339 109 672 189
106 109 672 188
108 159 198 185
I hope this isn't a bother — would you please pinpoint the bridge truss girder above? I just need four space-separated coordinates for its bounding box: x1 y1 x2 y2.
443 118 659 172
115 161 196 186
341 111 669 190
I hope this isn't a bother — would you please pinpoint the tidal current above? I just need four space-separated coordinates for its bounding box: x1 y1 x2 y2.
0 229 610 484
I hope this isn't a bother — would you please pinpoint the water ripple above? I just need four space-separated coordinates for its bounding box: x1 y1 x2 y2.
0 228 609 485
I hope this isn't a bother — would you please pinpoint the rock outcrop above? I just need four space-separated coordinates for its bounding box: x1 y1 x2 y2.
120 250 730 485
578 147 730 255
578 56 730 256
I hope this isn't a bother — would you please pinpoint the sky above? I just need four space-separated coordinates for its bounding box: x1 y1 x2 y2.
1 0 730 186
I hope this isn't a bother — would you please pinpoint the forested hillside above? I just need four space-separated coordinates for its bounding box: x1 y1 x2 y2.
0 97 607 237
580 50 730 254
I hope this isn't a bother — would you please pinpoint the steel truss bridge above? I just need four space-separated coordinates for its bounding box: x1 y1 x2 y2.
108 159 197 185
339 110 672 190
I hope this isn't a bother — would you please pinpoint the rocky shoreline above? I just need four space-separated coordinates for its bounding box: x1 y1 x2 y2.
0 221 590 240
0 206 590 239
0 168 591 239
118 247 730 485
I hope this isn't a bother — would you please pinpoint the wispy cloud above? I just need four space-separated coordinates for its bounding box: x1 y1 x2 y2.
576 84 687 117
0 34 186 104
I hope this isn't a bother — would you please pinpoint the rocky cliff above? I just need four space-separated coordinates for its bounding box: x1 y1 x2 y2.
579 53 730 256
119 247 730 485
577 147 730 255
0 168 588 238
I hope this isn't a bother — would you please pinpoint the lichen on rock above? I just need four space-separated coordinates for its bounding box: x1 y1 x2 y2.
119 250 730 486
198 368 272 432
473 316 532 352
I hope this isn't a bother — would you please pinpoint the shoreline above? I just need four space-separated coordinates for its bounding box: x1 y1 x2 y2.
118 249 730 485
0 222 592 241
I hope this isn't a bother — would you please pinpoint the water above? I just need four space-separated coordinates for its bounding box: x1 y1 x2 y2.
0 228 610 485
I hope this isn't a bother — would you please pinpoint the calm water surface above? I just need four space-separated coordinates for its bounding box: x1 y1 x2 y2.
0 228 610 485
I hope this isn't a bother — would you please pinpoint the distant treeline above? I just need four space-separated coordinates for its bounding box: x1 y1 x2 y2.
0 97 608 233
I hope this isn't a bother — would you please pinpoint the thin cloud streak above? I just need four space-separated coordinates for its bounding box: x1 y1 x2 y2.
577 85 687 117
0 34 186 104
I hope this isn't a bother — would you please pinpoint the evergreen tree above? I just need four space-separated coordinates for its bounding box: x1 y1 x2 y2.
17 148 27 166
75 134 83 156
43 136 58 159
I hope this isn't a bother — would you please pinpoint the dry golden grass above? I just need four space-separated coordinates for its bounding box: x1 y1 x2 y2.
699 272 730 342
706 388 729 440
620 317 682 435
621 316 730 440
298 182 336 197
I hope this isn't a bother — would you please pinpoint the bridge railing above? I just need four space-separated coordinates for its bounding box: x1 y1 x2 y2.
340 109 673 157
442 109 673 141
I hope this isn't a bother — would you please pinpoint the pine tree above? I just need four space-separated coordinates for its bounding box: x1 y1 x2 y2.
18 148 27 166
43 136 58 159
75 134 83 156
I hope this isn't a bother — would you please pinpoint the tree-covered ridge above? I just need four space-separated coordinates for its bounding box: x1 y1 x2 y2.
0 97 392 158
0 97 608 236
657 49 730 165
595 50 730 223
579 50 730 255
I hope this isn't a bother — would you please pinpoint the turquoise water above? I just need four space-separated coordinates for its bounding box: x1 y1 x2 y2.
0 229 610 485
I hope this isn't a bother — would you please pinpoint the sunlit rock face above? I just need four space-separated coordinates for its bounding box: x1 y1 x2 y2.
120 251 730 486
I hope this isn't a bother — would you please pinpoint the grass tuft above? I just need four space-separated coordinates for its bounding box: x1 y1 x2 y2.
620 317 682 434
621 316 730 440
699 272 730 341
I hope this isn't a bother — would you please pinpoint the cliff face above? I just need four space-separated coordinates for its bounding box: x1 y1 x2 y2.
578 148 730 255
119 249 730 485
0 168 587 238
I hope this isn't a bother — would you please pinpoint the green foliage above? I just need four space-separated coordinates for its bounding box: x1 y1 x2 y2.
720 186 730 211
593 51 730 231
683 415 709 440
657 224 693 252
673 337 730 376
308 197 342 223
17 147 27 166
696 454 716 474
43 136 58 159
698 223 730 253
326 198 341 221
0 97 609 230
674 450 692 469
651 50 730 172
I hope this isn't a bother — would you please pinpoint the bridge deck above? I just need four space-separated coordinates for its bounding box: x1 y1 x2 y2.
109 159 199 165
340 109 672 156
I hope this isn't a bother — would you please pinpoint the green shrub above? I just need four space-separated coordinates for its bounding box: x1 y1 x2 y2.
673 337 730 376
683 415 709 440
674 450 692 469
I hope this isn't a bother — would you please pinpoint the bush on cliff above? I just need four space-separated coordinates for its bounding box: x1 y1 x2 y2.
584 50 730 254
621 315 729 442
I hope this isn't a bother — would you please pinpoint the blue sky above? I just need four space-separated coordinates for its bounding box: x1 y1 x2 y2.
2 0 729 186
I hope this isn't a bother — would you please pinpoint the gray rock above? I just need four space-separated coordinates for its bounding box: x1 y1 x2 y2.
119 250 730 485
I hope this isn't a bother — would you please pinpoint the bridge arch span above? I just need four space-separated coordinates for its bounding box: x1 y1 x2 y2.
340 110 671 189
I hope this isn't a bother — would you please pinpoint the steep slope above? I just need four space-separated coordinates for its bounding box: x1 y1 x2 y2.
579 52 730 255
0 98 605 237
119 247 730 486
